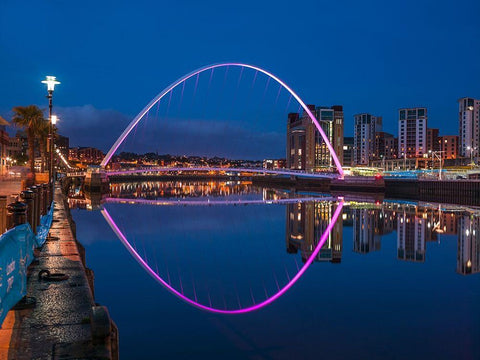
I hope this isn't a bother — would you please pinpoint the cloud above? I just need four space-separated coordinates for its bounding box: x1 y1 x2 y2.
56 105 129 151
56 105 286 159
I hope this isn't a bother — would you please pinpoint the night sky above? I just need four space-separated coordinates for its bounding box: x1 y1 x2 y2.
1 0 479 159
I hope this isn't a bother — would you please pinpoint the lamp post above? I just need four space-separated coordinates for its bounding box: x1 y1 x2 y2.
51 115 59 180
41 76 60 184
467 146 477 166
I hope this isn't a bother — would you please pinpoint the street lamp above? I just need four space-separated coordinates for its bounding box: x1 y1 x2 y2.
6 157 11 172
41 76 60 184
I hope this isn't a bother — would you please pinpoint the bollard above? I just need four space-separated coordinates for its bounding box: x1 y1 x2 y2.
20 190 35 233
30 186 40 233
42 183 49 214
6 201 27 229
49 182 54 208
0 195 7 234
37 183 44 216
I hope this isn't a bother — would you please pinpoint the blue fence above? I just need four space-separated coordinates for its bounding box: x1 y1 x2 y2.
0 204 54 326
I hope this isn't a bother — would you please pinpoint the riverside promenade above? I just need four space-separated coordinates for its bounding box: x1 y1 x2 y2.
0 184 118 359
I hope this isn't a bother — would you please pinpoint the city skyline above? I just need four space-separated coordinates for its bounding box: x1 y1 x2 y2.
1 0 479 158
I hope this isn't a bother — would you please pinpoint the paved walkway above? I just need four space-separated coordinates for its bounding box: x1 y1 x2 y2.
0 185 114 359
0 179 22 202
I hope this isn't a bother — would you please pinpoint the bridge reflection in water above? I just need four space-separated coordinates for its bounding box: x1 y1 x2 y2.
66 179 480 315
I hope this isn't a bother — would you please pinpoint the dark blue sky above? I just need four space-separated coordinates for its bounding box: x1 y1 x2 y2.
1 0 479 158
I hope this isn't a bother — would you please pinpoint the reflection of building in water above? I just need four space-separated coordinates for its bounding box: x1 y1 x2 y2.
110 181 259 199
352 208 381 254
457 215 480 275
397 211 426 262
286 202 343 263
262 188 290 201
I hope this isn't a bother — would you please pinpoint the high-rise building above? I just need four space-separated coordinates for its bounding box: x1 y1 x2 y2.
439 135 459 159
286 105 344 171
315 106 344 167
398 107 427 158
343 137 354 166
354 113 382 165
458 97 480 161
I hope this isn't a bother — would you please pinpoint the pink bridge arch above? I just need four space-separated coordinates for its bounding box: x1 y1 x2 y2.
100 63 344 177
101 199 344 314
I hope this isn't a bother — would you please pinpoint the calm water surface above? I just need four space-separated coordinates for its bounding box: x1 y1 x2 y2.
69 181 480 359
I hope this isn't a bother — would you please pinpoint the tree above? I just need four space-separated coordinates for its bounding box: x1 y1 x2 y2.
36 120 50 172
11 105 46 176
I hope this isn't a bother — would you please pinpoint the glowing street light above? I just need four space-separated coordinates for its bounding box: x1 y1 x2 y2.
42 75 60 184
51 115 58 125
41 76 60 92
467 146 477 166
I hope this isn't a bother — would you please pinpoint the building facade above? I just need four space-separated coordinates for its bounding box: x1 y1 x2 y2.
287 105 344 171
0 125 9 175
439 135 459 160
426 128 440 153
458 97 480 162
343 137 354 167
69 147 104 163
398 107 427 159
373 131 396 161
354 113 382 165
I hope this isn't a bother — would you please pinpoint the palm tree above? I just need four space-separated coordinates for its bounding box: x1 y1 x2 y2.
36 120 50 173
11 105 45 176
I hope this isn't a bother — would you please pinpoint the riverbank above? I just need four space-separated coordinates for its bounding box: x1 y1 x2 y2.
252 175 480 206
0 183 118 359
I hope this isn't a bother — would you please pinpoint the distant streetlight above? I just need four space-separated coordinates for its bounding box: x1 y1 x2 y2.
42 76 60 183
467 146 477 166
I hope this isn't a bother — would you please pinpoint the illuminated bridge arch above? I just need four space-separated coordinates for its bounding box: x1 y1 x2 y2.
101 63 344 177
101 199 344 314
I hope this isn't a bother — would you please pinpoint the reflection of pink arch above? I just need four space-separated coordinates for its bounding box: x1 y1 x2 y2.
100 63 344 177
100 199 344 314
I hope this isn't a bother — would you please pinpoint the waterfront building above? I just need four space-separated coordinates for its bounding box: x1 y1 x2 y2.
314 106 344 167
69 147 104 163
426 128 440 153
439 135 459 160
286 105 344 171
373 131 396 161
0 120 9 175
458 97 480 161
8 132 27 159
397 211 426 262
398 107 427 159
263 158 286 169
286 112 306 170
354 113 382 165
343 137 354 166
